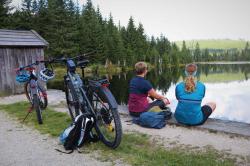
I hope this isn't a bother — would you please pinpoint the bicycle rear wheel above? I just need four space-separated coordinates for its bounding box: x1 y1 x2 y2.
33 94 43 124
65 82 80 121
25 82 48 109
92 92 122 149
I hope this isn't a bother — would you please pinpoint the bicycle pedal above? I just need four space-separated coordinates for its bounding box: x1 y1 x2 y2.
27 107 33 113
107 124 114 132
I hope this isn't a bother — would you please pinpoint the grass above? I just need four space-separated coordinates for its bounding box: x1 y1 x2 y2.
199 72 246 83
0 91 12 97
0 102 71 136
0 102 236 166
175 39 249 50
177 72 246 83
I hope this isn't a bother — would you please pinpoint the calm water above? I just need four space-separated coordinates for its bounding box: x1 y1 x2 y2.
109 63 250 124
49 63 250 124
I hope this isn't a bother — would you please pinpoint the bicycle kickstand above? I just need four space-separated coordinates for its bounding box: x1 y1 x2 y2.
22 106 33 122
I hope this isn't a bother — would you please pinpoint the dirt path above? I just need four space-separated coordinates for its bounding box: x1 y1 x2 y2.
0 111 113 166
0 90 65 105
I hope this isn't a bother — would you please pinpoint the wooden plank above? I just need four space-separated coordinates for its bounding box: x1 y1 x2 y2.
0 48 45 94
0 29 33 33
0 38 42 42
0 29 33 34
0 34 36 39
0 29 48 47
0 38 41 42
0 41 47 46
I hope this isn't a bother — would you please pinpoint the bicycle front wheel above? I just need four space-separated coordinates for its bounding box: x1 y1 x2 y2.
92 92 122 149
25 82 48 109
65 82 80 121
33 94 43 124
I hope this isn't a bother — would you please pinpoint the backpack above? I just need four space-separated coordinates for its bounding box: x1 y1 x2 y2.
133 111 172 129
57 114 98 153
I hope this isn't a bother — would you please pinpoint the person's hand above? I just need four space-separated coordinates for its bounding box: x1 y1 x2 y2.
162 98 170 105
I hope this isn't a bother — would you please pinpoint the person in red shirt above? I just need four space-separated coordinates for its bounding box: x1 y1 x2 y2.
128 62 170 117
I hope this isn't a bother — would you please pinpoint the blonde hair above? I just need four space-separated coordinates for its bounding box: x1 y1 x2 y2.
185 63 197 76
135 62 147 75
185 76 196 93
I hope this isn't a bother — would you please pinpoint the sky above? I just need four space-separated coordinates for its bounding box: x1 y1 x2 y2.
12 0 250 41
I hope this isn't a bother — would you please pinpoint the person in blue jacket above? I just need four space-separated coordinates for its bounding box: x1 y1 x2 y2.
174 63 216 125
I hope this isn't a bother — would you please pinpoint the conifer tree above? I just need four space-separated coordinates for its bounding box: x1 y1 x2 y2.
194 42 201 62
0 0 12 28
79 0 104 62
135 23 148 61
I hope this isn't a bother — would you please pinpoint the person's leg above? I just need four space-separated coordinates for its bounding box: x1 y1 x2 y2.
144 100 166 112
144 100 172 119
205 102 216 112
198 103 216 125
129 111 142 117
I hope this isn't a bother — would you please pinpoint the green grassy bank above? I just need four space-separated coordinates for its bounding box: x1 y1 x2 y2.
0 102 235 166
175 39 249 50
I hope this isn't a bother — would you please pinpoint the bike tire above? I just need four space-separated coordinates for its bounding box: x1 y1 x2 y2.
24 82 48 109
65 82 80 121
33 94 43 124
92 93 122 149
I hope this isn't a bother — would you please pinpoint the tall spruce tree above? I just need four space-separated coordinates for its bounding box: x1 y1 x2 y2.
0 0 12 28
135 23 148 61
194 42 201 62
79 0 104 62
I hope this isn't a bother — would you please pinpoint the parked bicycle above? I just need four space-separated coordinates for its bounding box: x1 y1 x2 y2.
15 60 55 124
53 53 122 149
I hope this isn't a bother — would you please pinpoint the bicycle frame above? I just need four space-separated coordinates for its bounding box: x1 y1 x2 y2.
62 58 118 117
53 53 122 148
29 70 47 98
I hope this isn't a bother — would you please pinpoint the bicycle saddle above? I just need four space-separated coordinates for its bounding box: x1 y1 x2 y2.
89 79 110 87
77 60 89 67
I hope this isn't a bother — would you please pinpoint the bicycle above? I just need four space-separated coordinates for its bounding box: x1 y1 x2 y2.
15 60 55 124
53 54 122 149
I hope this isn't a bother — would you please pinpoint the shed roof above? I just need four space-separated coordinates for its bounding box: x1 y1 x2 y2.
0 29 48 47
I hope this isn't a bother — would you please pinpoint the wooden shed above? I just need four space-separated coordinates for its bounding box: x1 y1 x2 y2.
0 29 49 95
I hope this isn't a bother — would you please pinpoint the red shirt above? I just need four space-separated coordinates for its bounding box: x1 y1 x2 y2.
128 76 153 113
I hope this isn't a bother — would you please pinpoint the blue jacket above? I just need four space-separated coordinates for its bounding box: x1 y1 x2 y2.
174 81 206 125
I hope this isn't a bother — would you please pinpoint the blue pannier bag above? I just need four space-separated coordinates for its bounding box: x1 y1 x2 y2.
133 111 169 129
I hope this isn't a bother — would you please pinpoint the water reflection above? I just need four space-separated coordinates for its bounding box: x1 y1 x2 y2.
48 63 250 123
108 64 250 124
165 80 250 124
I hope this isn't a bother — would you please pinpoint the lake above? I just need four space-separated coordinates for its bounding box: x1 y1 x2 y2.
109 63 250 124
49 63 250 124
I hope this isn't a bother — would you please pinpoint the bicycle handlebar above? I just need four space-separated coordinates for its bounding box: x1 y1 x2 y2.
49 51 96 64
16 51 96 71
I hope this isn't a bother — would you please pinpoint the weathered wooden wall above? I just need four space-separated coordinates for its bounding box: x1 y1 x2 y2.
0 47 44 95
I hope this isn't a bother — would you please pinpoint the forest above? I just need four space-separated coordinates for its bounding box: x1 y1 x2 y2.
1 0 250 67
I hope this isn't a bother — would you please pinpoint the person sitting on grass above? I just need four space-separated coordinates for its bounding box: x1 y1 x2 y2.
128 61 170 117
174 63 216 125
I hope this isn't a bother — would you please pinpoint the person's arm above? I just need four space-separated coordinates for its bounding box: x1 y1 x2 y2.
148 89 170 104
175 85 179 100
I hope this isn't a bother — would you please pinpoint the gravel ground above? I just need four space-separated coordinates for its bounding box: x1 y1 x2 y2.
0 90 65 106
0 111 112 166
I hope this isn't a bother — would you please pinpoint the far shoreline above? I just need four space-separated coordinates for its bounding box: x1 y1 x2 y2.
196 61 250 64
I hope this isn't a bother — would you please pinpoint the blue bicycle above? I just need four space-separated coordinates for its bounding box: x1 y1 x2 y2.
52 54 122 148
